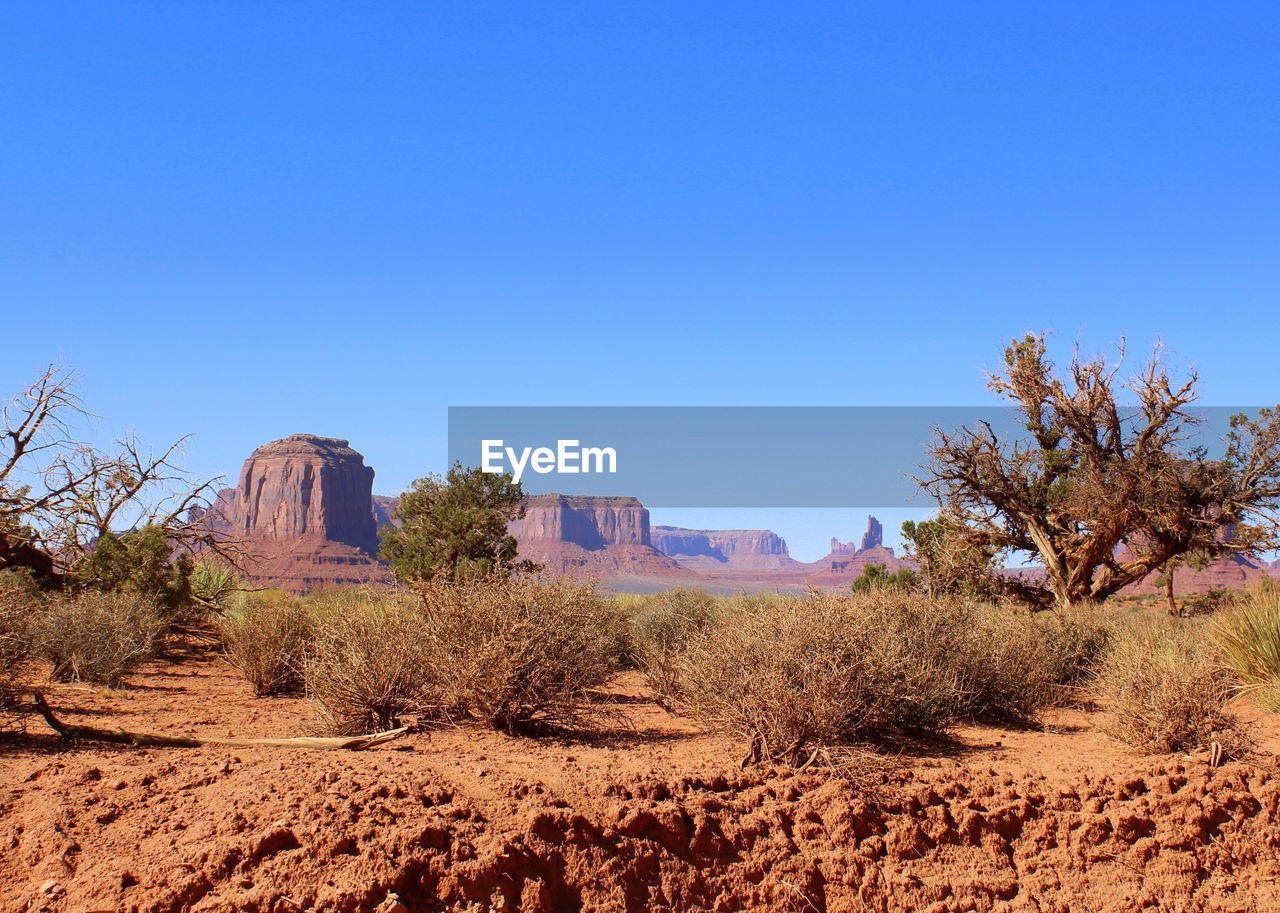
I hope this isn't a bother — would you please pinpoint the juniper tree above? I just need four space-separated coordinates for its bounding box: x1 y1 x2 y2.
380 463 539 585
920 335 1280 609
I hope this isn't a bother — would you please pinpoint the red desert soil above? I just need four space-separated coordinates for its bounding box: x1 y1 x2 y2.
3 640 1280 913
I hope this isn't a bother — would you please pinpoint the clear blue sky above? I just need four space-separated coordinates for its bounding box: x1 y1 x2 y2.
3 2 1278 559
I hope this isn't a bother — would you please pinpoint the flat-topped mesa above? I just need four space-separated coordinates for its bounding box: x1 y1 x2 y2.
507 494 691 580
510 494 650 549
227 434 379 554
651 527 795 569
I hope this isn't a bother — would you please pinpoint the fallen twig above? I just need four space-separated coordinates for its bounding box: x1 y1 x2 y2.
32 693 411 750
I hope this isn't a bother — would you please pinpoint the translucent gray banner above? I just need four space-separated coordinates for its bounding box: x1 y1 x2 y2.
447 406 1263 508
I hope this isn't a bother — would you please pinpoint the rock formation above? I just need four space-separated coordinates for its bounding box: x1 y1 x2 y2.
215 435 379 552
805 538 911 588
202 435 390 593
651 527 798 570
648 515 916 589
508 494 692 580
829 537 858 555
372 494 400 532
860 516 884 551
510 495 651 549
828 517 889 558
193 439 1277 598
197 440 932 594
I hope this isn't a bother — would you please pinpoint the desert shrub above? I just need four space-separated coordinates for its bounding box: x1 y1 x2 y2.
1035 606 1113 687
0 570 40 726
306 594 436 735
850 562 918 594
71 525 194 621
631 588 717 648
221 594 315 696
1180 588 1233 617
631 588 718 700
856 596 1075 723
668 592 1083 762
940 603 1063 722
1214 586 1280 711
34 590 166 685
953 603 1116 717
671 593 965 762
419 575 624 734
1095 619 1247 754
192 561 249 615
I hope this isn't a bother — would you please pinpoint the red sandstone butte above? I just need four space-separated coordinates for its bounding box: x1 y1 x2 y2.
202 434 391 593
509 494 694 581
650 526 800 571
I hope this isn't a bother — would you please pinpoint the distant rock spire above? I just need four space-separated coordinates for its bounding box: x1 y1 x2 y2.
860 516 884 552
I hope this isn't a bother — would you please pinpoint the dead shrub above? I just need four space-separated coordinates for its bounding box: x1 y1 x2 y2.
935 602 1112 720
0 570 40 727
221 594 315 696
630 588 718 648
1035 606 1113 688
1095 619 1248 754
671 593 964 762
34 590 165 686
419 575 624 734
631 588 718 705
668 592 1078 763
943 604 1063 722
305 594 435 735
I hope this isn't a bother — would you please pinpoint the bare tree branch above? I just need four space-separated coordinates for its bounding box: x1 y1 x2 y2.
0 364 243 581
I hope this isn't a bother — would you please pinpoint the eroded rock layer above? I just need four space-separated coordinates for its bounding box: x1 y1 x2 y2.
651 527 798 571
224 435 378 552
202 434 390 593
509 494 692 579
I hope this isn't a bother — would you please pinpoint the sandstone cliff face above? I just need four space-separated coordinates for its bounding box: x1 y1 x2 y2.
651 527 797 570
203 434 390 593
223 435 379 553
509 494 692 580
510 495 651 549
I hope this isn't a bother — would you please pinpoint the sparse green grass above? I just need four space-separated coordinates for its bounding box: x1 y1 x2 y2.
1214 585 1280 711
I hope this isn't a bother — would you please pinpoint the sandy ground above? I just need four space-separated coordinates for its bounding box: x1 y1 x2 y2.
3 635 1280 913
